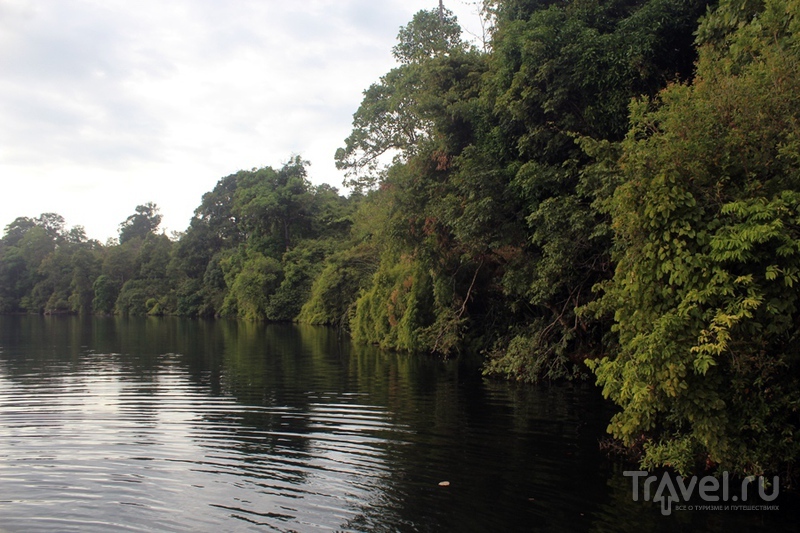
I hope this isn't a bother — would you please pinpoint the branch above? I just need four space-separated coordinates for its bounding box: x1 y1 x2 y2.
458 259 483 319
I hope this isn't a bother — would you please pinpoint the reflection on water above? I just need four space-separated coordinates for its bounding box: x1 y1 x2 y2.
0 316 796 532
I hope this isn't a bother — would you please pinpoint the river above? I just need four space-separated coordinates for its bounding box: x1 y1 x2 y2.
0 316 795 532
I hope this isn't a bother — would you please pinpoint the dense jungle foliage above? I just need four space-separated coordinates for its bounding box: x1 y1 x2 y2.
2 0 799 480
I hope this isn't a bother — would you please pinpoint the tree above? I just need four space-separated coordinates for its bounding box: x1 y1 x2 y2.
119 202 162 244
332 1 711 365
194 173 245 246
392 7 466 64
232 158 314 253
0 213 100 313
589 0 800 477
35 213 66 243
137 233 172 280
0 215 63 312
476 0 713 381
31 245 73 313
335 8 481 191
68 248 100 315
298 242 379 327
2 217 37 247
220 249 283 320
92 275 117 314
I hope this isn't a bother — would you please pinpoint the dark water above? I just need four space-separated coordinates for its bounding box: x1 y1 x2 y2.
0 316 797 532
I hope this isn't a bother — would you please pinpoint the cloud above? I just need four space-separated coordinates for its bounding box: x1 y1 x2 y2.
0 0 173 169
0 0 484 240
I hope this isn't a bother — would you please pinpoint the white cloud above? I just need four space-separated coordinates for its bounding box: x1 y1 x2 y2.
0 0 486 241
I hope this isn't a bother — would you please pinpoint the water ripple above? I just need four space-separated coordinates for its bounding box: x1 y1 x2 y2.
0 353 410 532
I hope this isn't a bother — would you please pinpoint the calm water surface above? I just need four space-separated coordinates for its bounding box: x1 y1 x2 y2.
0 316 796 532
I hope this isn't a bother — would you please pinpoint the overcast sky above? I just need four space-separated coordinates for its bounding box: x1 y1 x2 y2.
0 0 485 242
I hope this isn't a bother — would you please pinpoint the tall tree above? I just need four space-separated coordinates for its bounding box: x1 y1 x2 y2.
119 203 162 244
335 7 476 190
393 6 465 64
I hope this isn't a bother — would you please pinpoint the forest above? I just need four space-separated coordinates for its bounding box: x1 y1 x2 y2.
2 0 799 482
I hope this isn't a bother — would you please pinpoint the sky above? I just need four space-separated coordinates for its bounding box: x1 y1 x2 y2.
0 0 486 242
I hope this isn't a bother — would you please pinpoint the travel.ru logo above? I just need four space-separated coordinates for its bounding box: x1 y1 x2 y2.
624 471 780 515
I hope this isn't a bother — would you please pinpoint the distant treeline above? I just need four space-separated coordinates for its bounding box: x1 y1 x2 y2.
3 0 800 482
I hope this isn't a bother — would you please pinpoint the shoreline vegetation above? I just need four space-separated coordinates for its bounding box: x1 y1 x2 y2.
2 0 800 484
